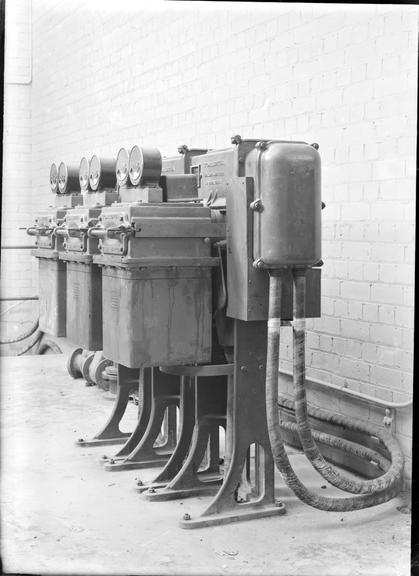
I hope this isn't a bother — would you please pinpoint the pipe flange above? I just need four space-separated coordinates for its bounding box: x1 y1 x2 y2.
67 347 84 379
95 358 113 390
81 352 95 384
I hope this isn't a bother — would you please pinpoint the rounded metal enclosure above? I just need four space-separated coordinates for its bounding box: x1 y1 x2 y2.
79 157 90 192
248 141 321 268
128 145 162 186
89 155 117 191
50 163 58 194
58 162 80 194
116 147 130 186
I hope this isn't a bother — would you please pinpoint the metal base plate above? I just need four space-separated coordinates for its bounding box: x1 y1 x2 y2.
179 501 286 529
75 435 130 448
143 475 222 501
103 455 170 471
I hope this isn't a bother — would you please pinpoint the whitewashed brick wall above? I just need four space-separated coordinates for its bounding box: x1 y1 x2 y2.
1 0 38 330
9 1 419 479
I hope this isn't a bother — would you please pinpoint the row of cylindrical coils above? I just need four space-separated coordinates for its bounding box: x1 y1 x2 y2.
50 146 162 194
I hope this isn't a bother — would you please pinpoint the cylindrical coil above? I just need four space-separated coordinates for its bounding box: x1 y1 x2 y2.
89 155 117 191
58 161 80 194
128 145 162 186
116 147 130 187
50 163 58 194
79 157 90 192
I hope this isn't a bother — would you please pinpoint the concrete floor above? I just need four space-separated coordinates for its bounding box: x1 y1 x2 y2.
1 355 411 576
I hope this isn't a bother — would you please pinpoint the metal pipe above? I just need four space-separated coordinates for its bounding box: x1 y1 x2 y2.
0 296 39 301
278 369 412 410
1 245 34 250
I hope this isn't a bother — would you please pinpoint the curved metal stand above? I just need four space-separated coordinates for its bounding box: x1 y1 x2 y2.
76 364 139 447
103 368 179 471
179 320 286 528
142 364 229 500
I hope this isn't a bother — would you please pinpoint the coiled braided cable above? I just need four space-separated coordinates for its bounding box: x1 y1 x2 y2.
266 270 403 512
291 271 404 495
16 330 43 356
278 418 391 474
0 319 40 344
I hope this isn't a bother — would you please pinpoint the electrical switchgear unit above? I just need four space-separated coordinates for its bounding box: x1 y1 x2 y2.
92 147 225 368
190 138 322 321
57 155 118 350
27 163 83 336
28 134 404 531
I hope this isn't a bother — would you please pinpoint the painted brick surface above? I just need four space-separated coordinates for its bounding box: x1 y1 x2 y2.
1 0 36 320
5 1 418 480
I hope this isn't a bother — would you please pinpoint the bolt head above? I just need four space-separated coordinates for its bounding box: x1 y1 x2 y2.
137 480 143 487
78 438 84 443
256 140 268 150
253 258 265 269
148 487 156 494
274 498 283 507
183 513 191 521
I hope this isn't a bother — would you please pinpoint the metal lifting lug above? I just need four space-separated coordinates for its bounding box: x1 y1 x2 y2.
106 224 134 239
87 227 107 240
231 134 242 145
26 227 39 237
250 198 264 212
54 226 69 238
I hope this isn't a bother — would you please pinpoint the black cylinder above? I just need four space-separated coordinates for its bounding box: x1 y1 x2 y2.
116 147 130 187
79 157 90 192
50 163 58 194
58 161 80 194
128 145 162 186
89 155 117 191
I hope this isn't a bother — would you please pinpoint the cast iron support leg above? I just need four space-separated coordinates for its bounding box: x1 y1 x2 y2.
179 320 286 528
76 364 139 447
101 368 153 460
137 376 196 492
103 368 180 471
144 373 227 501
